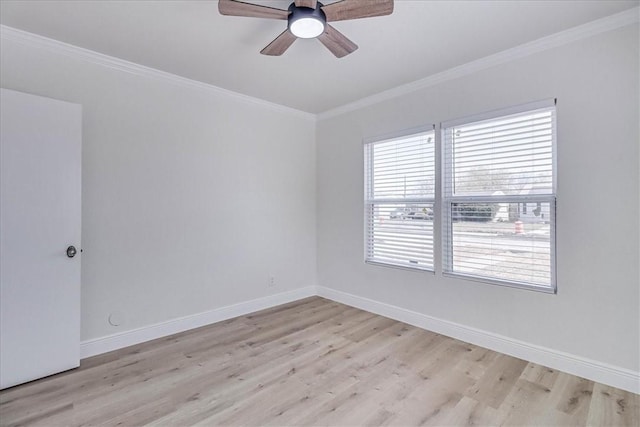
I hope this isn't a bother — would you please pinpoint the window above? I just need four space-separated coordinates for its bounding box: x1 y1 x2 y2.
364 129 435 271
442 100 556 292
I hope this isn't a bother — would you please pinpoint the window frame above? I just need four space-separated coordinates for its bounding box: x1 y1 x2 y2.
441 99 557 293
363 125 436 272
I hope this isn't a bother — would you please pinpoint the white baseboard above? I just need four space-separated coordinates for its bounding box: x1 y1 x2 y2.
80 284 639 394
80 286 316 359
316 286 640 394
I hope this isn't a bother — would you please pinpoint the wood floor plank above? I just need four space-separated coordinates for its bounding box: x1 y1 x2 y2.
520 361 560 389
0 296 637 427
586 383 640 427
463 352 529 409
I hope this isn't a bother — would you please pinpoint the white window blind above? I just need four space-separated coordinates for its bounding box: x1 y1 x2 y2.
443 101 556 291
364 130 435 271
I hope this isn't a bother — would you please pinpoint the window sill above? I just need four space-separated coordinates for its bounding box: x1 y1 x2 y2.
443 271 556 294
365 260 435 274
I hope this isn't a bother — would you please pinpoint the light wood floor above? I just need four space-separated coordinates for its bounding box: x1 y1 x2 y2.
1 297 638 426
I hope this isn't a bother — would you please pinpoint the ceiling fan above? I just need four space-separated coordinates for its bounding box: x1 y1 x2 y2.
218 0 394 58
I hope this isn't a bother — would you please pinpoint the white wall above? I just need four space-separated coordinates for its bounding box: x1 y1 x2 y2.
317 24 639 373
1 35 317 342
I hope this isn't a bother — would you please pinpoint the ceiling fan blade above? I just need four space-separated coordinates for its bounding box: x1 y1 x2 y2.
321 0 393 22
294 0 318 8
318 24 358 58
261 29 297 56
218 0 289 20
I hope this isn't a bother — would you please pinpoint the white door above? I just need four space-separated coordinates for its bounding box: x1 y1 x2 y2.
0 88 82 389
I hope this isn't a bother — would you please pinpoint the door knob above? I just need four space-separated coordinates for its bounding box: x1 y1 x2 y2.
66 246 77 258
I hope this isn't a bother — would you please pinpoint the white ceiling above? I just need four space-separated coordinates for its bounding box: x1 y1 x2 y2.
1 0 637 114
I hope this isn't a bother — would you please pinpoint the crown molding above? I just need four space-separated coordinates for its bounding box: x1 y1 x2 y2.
0 25 316 121
317 6 640 120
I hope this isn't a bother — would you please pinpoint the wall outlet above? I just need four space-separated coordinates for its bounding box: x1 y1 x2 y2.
268 275 276 287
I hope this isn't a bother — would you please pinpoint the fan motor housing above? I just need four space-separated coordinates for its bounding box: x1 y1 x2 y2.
288 2 327 39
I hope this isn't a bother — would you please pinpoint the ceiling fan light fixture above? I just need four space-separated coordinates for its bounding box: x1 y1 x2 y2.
218 0 395 57
290 17 324 38
288 3 326 39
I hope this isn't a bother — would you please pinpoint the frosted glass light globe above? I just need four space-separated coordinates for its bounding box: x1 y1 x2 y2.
290 17 325 39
